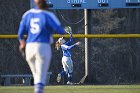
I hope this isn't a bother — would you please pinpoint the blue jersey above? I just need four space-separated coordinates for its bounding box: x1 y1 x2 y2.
61 35 77 57
18 8 65 43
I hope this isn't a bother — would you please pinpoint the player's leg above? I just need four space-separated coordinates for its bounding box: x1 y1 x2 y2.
34 43 52 93
57 58 68 83
66 58 73 84
25 43 36 81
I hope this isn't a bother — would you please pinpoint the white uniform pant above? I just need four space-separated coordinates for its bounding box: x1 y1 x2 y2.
62 56 73 74
26 42 51 85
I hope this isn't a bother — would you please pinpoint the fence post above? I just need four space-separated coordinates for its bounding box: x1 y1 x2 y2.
79 9 92 84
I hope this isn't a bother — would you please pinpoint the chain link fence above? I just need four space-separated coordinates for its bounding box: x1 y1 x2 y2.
0 38 140 85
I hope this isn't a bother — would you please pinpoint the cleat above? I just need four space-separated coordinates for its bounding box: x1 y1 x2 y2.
57 74 61 83
67 81 73 85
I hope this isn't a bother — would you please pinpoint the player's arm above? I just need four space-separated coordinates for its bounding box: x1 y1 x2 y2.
61 42 80 50
64 26 73 45
18 16 26 48
18 15 27 58
47 13 66 34
65 34 73 45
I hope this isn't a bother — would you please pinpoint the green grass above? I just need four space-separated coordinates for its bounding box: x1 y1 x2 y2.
0 85 140 93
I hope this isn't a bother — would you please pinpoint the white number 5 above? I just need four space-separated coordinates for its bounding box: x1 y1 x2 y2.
30 18 40 34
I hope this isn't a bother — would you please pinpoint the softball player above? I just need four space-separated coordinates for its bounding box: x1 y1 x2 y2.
55 27 80 85
18 0 65 93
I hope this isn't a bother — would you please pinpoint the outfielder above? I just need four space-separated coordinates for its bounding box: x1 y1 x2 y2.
18 0 65 93
55 26 80 84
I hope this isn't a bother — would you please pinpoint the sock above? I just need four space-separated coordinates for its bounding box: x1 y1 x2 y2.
60 70 66 77
34 83 44 93
68 73 72 82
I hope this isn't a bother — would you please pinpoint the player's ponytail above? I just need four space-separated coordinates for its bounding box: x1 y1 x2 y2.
41 0 48 9
35 0 48 10
55 41 61 50
43 0 48 9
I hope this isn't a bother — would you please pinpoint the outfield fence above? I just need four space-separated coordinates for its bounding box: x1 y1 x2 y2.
0 34 140 85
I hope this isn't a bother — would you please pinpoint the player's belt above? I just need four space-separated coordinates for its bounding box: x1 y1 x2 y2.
64 55 71 57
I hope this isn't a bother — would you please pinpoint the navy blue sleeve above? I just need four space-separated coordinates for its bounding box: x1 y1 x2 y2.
18 16 26 40
61 43 77 50
67 43 77 50
65 34 73 45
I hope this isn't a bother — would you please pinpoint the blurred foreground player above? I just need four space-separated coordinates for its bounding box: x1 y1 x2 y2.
18 0 65 93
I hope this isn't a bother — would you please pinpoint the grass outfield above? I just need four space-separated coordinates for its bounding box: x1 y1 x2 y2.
0 85 140 93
